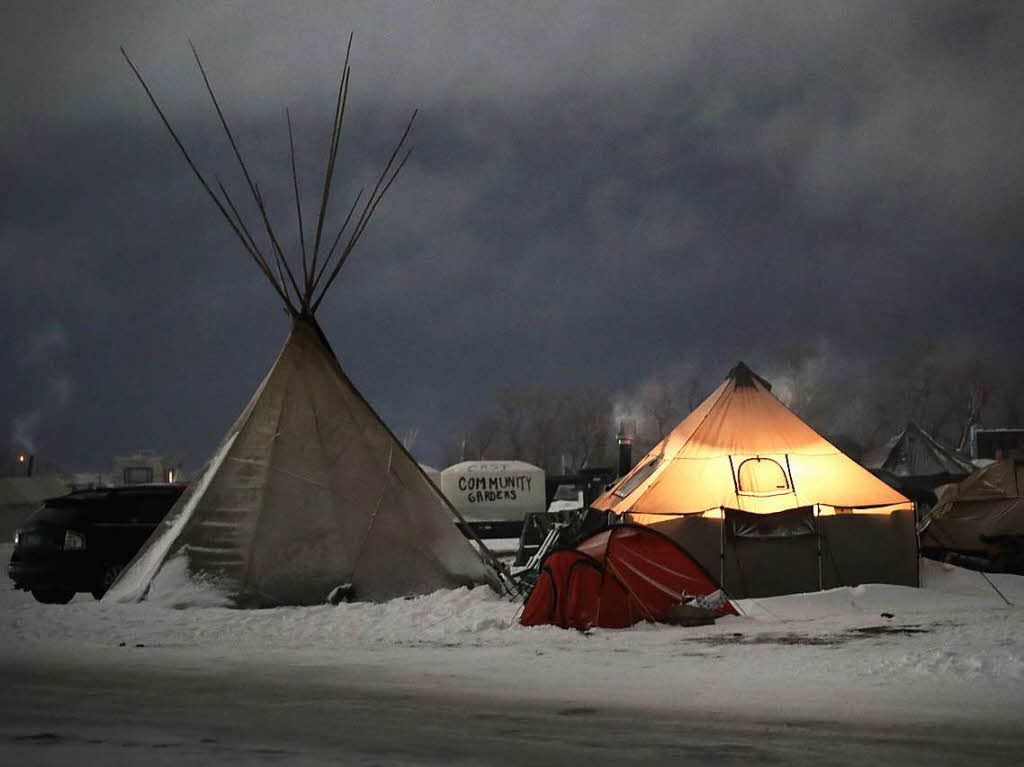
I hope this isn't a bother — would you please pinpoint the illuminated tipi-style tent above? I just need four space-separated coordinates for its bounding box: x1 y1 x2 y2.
106 42 499 607
592 363 917 597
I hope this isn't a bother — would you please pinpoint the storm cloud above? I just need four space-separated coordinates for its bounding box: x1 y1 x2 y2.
2 1 1022 471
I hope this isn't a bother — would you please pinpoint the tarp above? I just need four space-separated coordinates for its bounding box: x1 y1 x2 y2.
921 458 1024 553
106 318 496 607
520 524 736 630
592 363 910 518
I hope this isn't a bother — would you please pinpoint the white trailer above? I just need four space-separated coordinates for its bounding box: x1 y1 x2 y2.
440 460 545 537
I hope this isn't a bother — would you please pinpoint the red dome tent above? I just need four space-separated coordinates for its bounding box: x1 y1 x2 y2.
520 524 736 630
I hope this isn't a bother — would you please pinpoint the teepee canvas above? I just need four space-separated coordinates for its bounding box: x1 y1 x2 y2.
592 363 917 597
106 42 498 606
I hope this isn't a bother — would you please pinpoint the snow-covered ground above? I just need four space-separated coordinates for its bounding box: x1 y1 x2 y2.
3 543 1024 764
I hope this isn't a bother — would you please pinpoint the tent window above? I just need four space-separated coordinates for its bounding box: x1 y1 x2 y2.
613 458 660 498
736 458 790 494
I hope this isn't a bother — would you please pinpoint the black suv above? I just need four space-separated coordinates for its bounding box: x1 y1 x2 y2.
8 483 185 604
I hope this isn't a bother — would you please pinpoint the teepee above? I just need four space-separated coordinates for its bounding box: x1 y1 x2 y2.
592 363 917 597
106 41 499 606
861 421 975 505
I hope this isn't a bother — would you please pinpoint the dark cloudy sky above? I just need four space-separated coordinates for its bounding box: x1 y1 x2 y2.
2 1 1022 472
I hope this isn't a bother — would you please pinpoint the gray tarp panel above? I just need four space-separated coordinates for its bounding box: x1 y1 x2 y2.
106 319 494 607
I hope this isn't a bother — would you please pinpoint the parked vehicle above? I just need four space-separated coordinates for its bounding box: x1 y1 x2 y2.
7 484 185 604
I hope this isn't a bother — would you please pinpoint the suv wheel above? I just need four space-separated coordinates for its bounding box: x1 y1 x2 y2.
92 564 124 600
31 588 75 605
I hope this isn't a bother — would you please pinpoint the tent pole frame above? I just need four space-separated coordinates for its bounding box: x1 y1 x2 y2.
914 500 922 588
719 506 726 590
815 504 823 591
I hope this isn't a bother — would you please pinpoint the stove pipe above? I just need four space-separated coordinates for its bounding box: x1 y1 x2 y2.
616 420 637 478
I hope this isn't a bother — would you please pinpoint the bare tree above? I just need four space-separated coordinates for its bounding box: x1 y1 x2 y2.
527 388 563 472
561 385 612 472
469 413 501 459
644 379 680 440
495 385 530 460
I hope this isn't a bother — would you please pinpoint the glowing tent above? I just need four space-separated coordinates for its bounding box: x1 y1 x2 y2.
592 363 917 597
106 43 499 607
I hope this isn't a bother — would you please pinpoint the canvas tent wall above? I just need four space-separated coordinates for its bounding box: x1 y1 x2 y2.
920 458 1024 555
106 43 500 607
591 363 916 598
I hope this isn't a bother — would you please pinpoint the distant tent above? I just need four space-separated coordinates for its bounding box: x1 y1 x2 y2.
920 458 1024 555
520 524 736 630
106 43 499 607
862 422 975 505
591 363 917 598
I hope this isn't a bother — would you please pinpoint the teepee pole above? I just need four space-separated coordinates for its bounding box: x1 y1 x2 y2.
286 108 308 297
311 112 415 312
308 34 354 301
215 177 293 305
121 47 297 313
309 188 364 295
187 42 306 307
